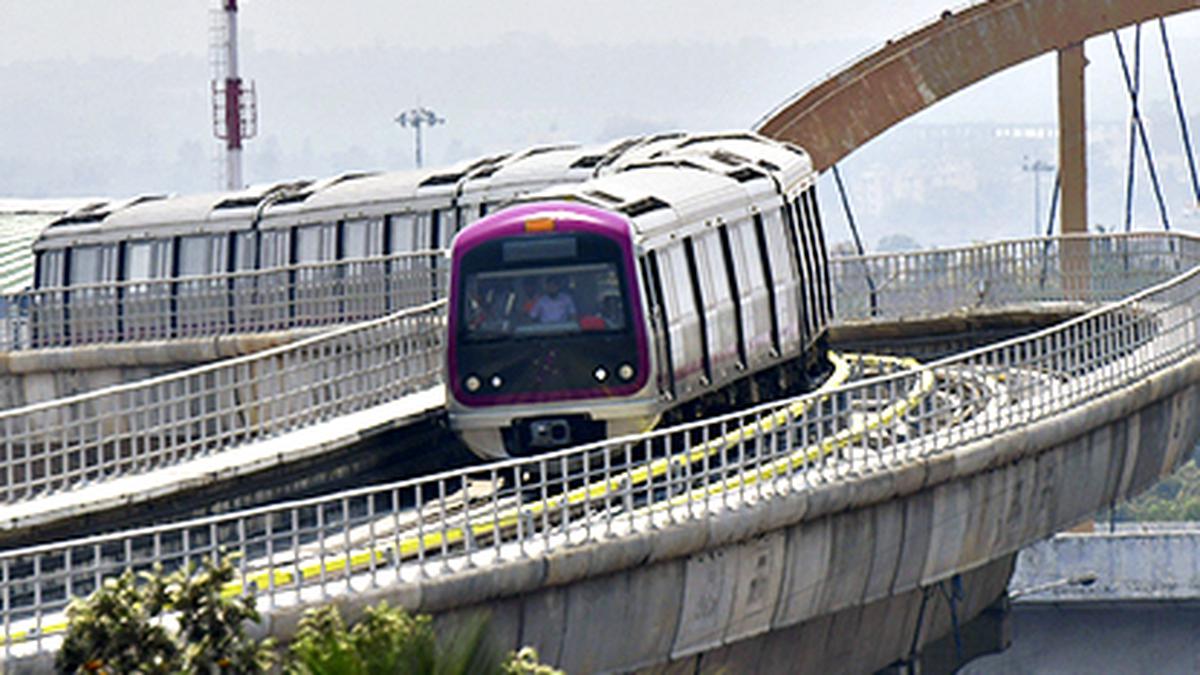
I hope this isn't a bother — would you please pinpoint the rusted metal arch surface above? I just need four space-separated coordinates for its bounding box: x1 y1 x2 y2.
757 0 1200 172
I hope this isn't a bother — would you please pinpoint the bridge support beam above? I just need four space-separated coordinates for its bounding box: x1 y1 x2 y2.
1058 41 1089 296
1058 42 1087 235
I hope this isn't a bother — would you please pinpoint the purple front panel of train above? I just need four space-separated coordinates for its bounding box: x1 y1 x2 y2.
447 201 651 406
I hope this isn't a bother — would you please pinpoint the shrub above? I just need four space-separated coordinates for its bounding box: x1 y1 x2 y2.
286 602 562 675
57 556 276 674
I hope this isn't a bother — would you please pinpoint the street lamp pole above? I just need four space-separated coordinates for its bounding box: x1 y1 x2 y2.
1023 157 1056 236
395 106 445 169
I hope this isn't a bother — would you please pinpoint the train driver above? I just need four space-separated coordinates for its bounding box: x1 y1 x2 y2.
528 276 577 324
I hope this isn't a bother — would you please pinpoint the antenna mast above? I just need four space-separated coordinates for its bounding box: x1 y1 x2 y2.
211 0 257 190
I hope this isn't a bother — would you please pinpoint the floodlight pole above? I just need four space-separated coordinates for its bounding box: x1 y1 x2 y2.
395 106 445 169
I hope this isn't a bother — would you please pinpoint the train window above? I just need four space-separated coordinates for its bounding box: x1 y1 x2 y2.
387 214 414 253
233 231 257 271
69 245 117 284
295 223 336 263
37 250 65 288
124 240 171 280
178 235 227 277
458 233 631 342
260 231 290 268
342 218 384 259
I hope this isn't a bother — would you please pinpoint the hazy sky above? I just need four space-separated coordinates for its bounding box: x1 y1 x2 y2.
2 1 991 64
4 1 1200 245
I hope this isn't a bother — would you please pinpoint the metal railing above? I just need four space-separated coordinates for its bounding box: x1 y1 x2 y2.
0 251 446 351
829 232 1200 321
0 299 445 503
4 232 1200 656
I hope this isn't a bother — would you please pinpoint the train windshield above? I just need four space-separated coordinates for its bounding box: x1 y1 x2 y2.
458 233 631 343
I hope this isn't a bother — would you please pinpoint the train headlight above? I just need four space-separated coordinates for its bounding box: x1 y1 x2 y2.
593 366 608 382
490 374 504 389
618 363 635 381
465 375 482 392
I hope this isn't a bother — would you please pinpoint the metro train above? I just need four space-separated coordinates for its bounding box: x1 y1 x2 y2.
27 132 689 342
446 132 833 459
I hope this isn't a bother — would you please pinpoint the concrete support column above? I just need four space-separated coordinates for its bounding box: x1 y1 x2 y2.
1058 42 1088 296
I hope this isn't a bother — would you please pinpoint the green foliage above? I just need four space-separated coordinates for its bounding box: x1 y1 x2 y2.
57 556 276 675
503 646 565 675
58 569 177 674
57 558 560 675
1114 458 1200 522
286 602 437 675
286 602 562 675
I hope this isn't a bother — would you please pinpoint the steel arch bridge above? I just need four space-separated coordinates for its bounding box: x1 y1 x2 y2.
757 0 1200 172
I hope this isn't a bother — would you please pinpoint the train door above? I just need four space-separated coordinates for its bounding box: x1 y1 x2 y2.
175 234 229 336
292 222 338 325
690 228 741 384
653 242 707 398
785 195 818 346
341 217 386 320
122 239 172 340
67 244 119 344
386 213 417 310
759 205 802 356
257 228 292 329
229 230 260 331
31 250 67 347
725 217 774 370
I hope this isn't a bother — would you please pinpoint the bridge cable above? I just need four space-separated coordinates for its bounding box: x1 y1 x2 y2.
1159 18 1200 204
831 164 879 315
1038 171 1062 288
1114 29 1172 231
1045 170 1062 237
1121 24 1142 234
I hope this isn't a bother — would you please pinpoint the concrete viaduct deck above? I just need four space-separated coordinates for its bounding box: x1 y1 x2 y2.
3 231 1200 673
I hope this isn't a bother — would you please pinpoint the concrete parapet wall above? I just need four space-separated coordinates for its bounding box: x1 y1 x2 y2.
251 352 1200 673
1013 525 1200 602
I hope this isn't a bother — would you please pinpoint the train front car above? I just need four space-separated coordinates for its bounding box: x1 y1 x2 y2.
447 201 657 459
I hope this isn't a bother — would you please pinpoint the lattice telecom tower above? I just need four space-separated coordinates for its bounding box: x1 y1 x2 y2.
210 0 257 190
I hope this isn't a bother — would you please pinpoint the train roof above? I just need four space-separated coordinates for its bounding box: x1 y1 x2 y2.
516 131 814 245
31 131 812 253
451 200 633 255
457 144 584 199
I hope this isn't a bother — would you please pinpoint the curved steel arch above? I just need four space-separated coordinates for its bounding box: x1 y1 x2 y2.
757 0 1200 172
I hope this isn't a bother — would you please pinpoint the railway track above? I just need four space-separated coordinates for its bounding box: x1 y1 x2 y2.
0 350 1067 648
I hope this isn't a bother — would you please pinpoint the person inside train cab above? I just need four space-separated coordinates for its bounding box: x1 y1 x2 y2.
600 293 624 329
519 277 542 317
529 275 576 324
